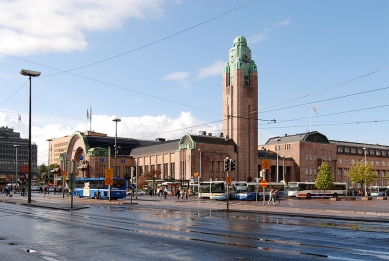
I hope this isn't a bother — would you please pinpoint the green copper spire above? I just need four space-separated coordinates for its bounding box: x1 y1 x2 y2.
224 36 257 86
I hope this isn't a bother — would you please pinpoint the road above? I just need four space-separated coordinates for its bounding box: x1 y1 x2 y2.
0 194 388 260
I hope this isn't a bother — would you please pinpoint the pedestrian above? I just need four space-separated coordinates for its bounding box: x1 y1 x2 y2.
181 189 186 200
164 187 168 199
274 189 280 204
268 189 274 204
176 188 181 199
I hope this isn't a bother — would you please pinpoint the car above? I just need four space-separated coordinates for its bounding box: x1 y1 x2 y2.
126 190 146 196
31 186 41 192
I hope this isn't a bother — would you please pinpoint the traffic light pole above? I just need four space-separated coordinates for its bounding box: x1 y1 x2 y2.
227 170 229 211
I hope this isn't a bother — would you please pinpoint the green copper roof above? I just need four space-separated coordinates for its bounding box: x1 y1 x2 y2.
224 36 257 86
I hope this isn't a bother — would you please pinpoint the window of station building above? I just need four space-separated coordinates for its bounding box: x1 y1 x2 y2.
382 151 387 156
345 158 350 165
209 161 214 172
344 148 350 153
376 161 380 166
215 161 219 172
337 169 341 176
376 150 381 156
306 168 308 174
170 163 175 176
371 160 374 166
357 148 363 154
370 150 374 155
338 158 342 164
284 144 291 150
352 159 356 164
344 169 348 176
337 147 343 153
351 148 356 154
145 165 149 172
314 154 316 160
382 171 385 177
329 155 332 161
383 161 386 167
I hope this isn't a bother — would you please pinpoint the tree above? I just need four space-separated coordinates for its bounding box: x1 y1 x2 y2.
348 160 377 196
315 162 335 199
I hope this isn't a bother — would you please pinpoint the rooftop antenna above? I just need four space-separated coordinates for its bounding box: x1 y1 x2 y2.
86 106 92 131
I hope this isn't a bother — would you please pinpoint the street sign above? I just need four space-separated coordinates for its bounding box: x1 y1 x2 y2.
255 178 261 183
260 180 268 187
226 176 232 185
99 158 104 162
104 168 113 178
63 170 68 179
262 160 270 170
105 177 113 186
79 155 84 160
121 158 125 163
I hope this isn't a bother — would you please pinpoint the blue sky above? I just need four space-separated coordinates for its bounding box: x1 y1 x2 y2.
1 0 388 166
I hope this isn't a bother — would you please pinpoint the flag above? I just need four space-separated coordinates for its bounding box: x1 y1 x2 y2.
18 114 21 122
86 109 89 119
312 105 318 115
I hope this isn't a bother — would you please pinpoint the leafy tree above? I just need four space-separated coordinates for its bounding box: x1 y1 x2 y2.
315 162 335 199
348 160 377 196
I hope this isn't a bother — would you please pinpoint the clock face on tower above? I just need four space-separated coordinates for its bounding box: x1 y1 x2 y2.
229 50 236 62
242 50 251 63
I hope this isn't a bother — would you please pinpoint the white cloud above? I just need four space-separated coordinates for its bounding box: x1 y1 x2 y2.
0 111 221 166
162 72 189 81
198 61 224 79
274 19 290 27
0 0 166 55
247 34 267 44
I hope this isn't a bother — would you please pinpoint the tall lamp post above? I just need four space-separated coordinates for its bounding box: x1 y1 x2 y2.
198 149 201 200
363 147 367 196
112 118 121 178
20 69 41 204
282 156 285 183
276 138 281 182
46 139 52 186
14 145 19 185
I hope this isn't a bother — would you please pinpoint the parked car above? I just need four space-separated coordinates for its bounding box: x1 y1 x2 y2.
31 186 41 192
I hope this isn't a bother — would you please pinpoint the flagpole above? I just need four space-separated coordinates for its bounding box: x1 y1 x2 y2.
310 104 312 132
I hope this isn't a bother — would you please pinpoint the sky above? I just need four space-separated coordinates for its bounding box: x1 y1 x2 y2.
0 0 388 166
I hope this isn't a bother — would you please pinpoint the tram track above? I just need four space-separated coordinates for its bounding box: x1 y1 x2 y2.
0 203 387 260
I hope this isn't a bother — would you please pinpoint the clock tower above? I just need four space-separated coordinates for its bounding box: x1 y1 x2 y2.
222 36 258 182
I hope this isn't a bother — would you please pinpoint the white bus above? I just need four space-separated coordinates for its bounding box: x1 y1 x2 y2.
296 182 347 199
209 181 235 200
199 181 212 198
287 182 299 197
234 182 285 200
369 186 388 196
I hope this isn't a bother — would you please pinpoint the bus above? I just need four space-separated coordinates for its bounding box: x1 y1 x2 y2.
209 181 235 200
72 177 127 200
199 181 212 198
296 182 347 199
369 186 388 196
287 182 299 197
234 182 285 200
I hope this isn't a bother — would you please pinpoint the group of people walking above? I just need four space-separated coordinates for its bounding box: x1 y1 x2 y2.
268 189 280 204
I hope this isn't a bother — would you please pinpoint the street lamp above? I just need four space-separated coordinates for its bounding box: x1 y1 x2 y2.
46 139 52 186
363 147 367 196
276 138 281 182
14 145 19 185
282 156 285 183
198 149 201 200
112 118 121 178
20 69 41 204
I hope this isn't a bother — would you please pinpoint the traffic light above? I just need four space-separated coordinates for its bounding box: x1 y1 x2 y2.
224 158 230 171
264 173 268 180
230 159 236 171
132 167 136 177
